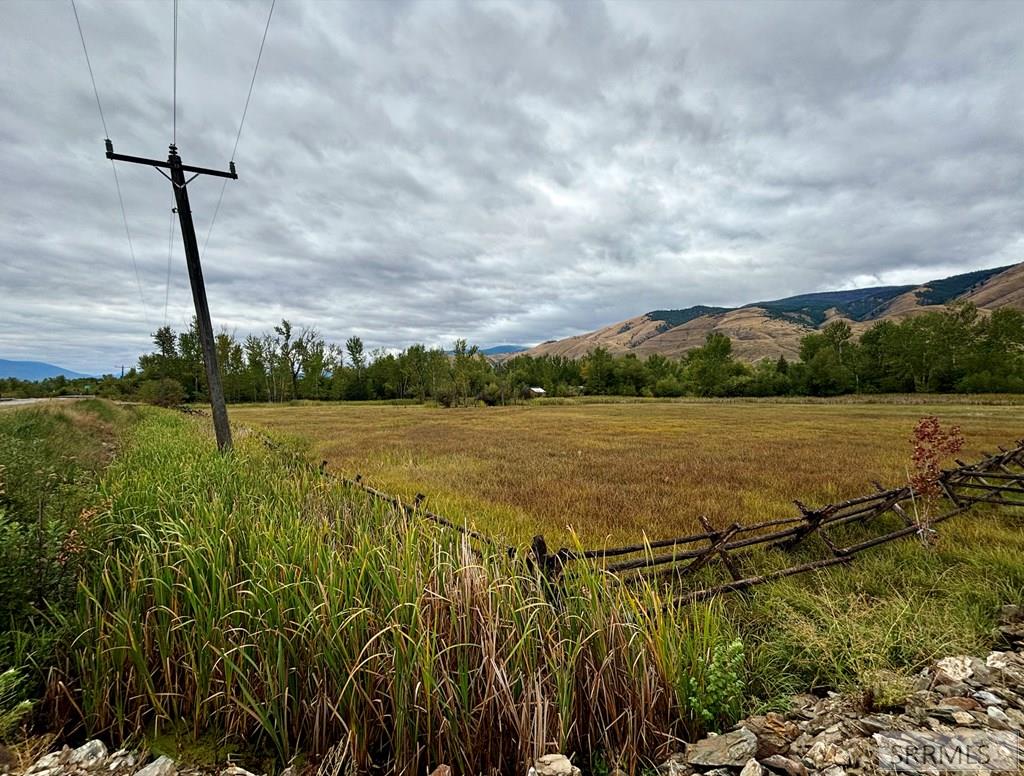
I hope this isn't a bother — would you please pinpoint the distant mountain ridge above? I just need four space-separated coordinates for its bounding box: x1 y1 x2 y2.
479 345 527 356
0 359 93 381
523 262 1023 362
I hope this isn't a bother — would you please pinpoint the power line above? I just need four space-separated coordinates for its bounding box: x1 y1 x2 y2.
111 163 151 330
172 0 178 145
164 203 175 325
202 0 275 256
70 0 108 137
70 0 151 330
230 0 275 162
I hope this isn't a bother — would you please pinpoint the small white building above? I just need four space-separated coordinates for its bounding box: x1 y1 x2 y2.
528 386 547 397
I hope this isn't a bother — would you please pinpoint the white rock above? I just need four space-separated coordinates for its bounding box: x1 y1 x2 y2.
27 753 64 773
740 758 764 776
936 656 973 682
135 756 177 776
972 691 1003 707
532 754 581 776
804 740 849 769
988 706 1010 724
69 740 108 768
220 768 258 776
986 652 1009 670
107 750 137 772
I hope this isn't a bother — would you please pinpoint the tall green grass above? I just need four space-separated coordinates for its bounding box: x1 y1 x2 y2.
0 400 141 741
735 515 1024 702
59 414 745 773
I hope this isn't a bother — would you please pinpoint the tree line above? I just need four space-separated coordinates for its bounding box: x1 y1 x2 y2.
2 302 1022 404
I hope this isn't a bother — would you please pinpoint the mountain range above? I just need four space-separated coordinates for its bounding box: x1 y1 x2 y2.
0 359 93 381
522 261 1024 362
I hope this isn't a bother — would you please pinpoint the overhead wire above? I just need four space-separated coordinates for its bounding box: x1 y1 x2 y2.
70 0 151 330
72 0 274 330
173 0 178 145
164 203 176 326
201 0 276 257
165 0 178 326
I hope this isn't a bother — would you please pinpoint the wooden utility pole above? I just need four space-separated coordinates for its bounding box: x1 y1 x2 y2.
105 140 235 451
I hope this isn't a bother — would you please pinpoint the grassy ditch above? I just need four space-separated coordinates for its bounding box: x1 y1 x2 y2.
0 400 140 739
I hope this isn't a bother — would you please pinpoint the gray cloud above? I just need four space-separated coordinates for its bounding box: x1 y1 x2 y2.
1 0 1022 373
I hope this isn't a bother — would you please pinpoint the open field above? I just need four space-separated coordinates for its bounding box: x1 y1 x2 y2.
232 397 1024 546
3 399 1023 773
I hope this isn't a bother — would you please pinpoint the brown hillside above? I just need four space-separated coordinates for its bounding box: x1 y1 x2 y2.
522 262 1024 362
962 262 1024 309
632 308 810 361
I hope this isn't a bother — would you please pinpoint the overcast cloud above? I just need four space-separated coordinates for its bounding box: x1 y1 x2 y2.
2 0 1022 373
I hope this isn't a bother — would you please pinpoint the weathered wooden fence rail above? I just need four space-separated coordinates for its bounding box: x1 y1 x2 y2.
330 440 1024 605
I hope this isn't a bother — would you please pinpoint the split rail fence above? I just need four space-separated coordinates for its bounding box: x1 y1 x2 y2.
332 441 1024 605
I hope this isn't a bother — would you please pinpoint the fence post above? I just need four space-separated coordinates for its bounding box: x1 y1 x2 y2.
531 534 549 578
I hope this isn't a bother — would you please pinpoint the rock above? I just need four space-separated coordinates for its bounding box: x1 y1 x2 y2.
609 769 628 776
843 737 876 768
220 768 258 776
942 696 982 710
972 690 1003 706
935 656 973 682
854 715 894 735
785 733 814 757
532 754 581 776
27 751 67 774
924 716 947 732
427 766 451 776
819 768 846 776
686 729 758 768
69 740 108 769
1005 706 1024 726
997 624 1024 648
759 755 808 776
952 710 976 726
742 713 801 758
904 689 938 708
988 705 1011 724
987 651 1010 669
933 681 972 698
740 759 763 776
136 756 177 776
967 657 995 685
106 751 137 773
657 752 691 776
802 740 849 769
991 686 1024 708
788 695 819 720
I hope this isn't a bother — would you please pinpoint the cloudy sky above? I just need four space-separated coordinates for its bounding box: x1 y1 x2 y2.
2 0 1023 373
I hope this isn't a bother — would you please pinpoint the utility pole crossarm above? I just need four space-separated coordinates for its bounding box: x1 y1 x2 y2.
105 138 235 452
105 140 238 180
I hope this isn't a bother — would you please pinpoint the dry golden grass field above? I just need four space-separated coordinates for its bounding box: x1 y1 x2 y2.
231 397 1023 547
